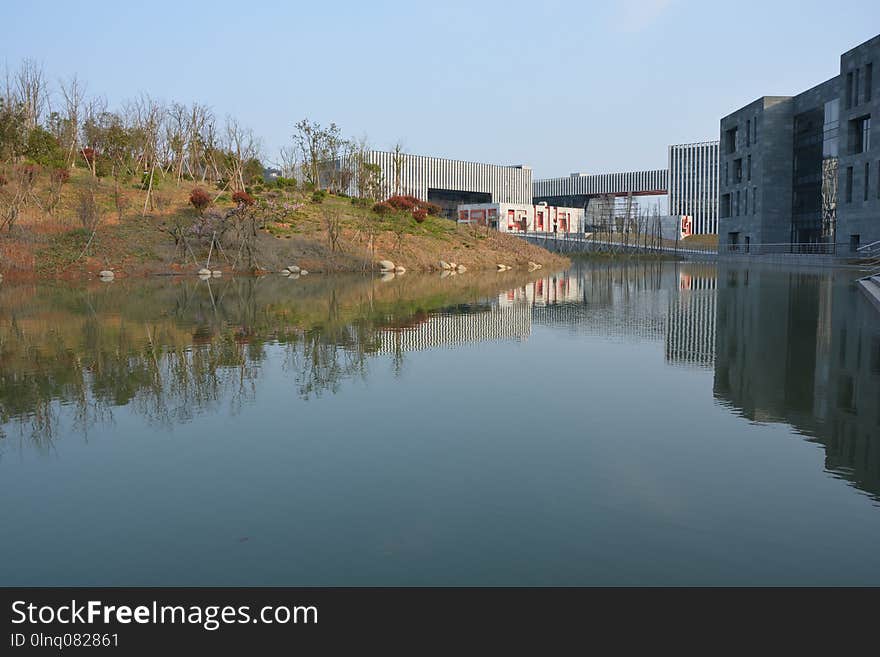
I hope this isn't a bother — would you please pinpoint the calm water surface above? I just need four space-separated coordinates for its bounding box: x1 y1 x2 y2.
1 261 879 585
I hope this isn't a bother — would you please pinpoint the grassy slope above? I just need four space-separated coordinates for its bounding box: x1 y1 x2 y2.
0 169 568 279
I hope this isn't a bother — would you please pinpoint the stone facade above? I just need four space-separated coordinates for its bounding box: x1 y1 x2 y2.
718 33 879 254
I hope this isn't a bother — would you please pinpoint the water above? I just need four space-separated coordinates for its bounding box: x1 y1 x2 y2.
1 261 879 586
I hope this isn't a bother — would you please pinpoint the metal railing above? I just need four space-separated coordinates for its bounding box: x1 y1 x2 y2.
722 242 836 255
856 240 880 257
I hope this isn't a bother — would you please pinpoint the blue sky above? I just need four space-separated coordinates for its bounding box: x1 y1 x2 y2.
4 0 880 178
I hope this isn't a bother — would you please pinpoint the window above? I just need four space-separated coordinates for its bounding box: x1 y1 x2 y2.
724 162 729 185
725 127 738 154
746 119 751 146
866 162 871 201
753 116 758 144
850 116 871 154
734 158 742 183
846 166 854 202
855 67 861 105
753 187 757 215
846 71 854 109
721 193 731 218
850 234 860 252
747 154 751 181
736 190 740 216
877 160 880 199
744 188 748 214
868 63 874 102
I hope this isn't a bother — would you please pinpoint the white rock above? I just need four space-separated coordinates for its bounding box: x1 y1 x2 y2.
378 259 395 271
439 260 453 270
99 270 114 278
440 270 454 279
198 268 212 276
394 266 406 273
280 269 290 275
456 264 467 273
380 272 396 282
299 270 309 275
287 265 300 273
288 273 300 280
211 270 222 277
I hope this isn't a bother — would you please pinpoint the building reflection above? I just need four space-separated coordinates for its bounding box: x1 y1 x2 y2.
713 263 880 501
3 262 878 505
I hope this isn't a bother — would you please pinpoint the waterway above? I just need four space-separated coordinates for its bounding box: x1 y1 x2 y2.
1 261 879 585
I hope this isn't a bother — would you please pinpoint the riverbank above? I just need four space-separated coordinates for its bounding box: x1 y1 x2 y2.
0 169 568 281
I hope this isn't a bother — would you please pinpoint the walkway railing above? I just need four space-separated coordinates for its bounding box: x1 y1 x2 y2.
722 242 836 255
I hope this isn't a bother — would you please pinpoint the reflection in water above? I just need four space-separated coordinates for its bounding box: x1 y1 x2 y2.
1 261 878 504
713 264 880 501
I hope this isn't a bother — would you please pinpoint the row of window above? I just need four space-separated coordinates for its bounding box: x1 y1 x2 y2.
724 117 759 155
845 63 873 110
720 188 758 218
843 160 880 202
723 155 753 185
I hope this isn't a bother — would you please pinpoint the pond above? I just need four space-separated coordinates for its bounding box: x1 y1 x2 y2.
1 261 879 585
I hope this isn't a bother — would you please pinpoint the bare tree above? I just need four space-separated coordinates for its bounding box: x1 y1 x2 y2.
391 140 405 197
224 116 261 192
59 75 86 167
14 59 48 132
294 118 325 189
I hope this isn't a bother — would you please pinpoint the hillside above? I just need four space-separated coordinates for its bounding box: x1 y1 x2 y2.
0 168 568 280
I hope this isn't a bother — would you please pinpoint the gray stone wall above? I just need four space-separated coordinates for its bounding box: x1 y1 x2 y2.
837 35 880 252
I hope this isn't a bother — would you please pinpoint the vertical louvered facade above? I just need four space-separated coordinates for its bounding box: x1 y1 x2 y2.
668 141 720 235
352 151 532 205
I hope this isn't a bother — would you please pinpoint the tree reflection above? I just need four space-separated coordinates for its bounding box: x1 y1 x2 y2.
0 272 542 450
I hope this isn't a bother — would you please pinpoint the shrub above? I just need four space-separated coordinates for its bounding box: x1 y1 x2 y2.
386 195 419 211
351 197 370 207
372 201 394 215
412 207 428 223
232 190 255 206
424 201 442 216
189 187 211 214
275 176 297 189
311 189 327 203
80 148 96 166
50 167 70 185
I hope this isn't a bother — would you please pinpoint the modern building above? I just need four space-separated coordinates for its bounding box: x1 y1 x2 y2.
668 141 720 235
343 150 533 217
718 33 879 254
456 202 584 234
533 169 668 208
534 147 720 236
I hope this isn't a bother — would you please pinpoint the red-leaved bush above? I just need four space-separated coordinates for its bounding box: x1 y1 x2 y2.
189 187 211 214
51 168 70 185
81 147 96 164
412 207 427 223
232 190 255 206
386 195 419 211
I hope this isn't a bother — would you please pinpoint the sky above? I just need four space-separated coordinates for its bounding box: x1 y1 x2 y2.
4 0 880 179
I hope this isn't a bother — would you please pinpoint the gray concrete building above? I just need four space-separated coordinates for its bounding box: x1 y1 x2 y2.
719 33 879 254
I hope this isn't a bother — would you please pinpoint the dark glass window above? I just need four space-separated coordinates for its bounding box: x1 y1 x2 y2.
846 166 854 202
867 63 873 101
